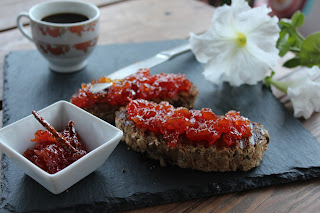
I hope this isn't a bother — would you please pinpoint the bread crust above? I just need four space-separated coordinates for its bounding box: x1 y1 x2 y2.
115 108 270 172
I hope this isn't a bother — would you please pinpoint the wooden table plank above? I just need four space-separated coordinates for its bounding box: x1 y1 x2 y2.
97 0 214 44
0 0 127 31
124 178 320 213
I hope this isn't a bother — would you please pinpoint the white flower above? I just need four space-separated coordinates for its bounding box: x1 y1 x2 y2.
287 66 320 119
189 0 280 86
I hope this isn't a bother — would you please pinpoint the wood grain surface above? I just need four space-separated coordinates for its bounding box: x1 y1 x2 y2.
0 0 127 31
1 0 320 212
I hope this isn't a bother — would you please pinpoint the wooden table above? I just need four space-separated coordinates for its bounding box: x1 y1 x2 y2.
0 0 319 212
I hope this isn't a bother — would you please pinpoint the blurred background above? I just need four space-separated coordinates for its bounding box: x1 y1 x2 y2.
200 0 320 36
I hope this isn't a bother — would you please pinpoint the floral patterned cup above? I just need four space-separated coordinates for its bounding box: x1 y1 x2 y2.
17 0 100 73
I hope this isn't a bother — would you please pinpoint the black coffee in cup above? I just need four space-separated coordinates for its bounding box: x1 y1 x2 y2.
42 13 89 24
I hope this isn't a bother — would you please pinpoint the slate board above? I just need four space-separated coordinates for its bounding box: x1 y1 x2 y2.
1 40 320 213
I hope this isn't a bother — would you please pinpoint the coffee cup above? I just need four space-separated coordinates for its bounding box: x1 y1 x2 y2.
17 0 100 73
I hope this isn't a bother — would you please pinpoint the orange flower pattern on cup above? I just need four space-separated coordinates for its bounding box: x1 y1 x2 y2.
38 20 98 38
69 25 85 37
36 37 98 56
39 44 70 55
69 20 97 37
39 26 66 37
73 37 98 52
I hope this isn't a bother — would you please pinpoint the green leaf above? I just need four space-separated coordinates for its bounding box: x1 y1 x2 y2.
288 33 297 46
291 11 304 28
289 47 301 52
278 30 289 42
283 57 301 68
279 19 292 28
277 13 306 61
277 33 290 56
300 32 320 67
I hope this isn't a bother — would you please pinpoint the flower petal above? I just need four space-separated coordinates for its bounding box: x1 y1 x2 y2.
287 66 320 119
202 59 227 84
246 40 279 70
225 48 270 86
202 41 239 84
288 82 320 119
189 3 236 64
234 4 280 69
189 0 280 86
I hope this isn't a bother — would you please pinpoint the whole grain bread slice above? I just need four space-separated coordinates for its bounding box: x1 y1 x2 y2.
115 107 270 172
82 83 198 124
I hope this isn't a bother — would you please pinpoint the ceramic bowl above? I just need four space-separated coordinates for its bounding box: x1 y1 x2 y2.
0 101 122 194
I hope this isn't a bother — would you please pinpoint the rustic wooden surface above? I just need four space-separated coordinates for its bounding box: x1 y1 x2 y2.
0 0 319 212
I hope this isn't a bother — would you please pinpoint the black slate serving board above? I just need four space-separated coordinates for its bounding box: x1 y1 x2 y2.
1 40 320 213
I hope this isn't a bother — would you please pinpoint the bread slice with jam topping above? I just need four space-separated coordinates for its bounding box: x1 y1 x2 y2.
115 99 270 172
71 69 198 124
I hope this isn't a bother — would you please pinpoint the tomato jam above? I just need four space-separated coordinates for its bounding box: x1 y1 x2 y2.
71 68 192 108
24 124 87 174
127 99 252 147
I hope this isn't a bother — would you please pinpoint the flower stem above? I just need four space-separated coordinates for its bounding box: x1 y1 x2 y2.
295 31 305 42
264 75 290 93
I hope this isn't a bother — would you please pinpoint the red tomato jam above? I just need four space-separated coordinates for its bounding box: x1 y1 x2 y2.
71 68 192 108
127 99 252 147
24 128 87 174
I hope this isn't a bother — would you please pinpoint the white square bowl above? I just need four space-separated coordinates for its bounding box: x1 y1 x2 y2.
0 100 123 194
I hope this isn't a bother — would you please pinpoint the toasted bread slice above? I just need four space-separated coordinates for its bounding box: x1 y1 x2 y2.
81 82 198 124
115 106 269 172
71 69 198 124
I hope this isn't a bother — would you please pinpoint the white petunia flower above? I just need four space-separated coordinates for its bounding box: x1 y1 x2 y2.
287 66 320 119
189 0 280 86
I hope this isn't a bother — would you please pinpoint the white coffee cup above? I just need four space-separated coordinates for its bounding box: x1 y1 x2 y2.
17 0 100 73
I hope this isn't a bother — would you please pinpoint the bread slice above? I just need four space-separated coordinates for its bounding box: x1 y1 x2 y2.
81 83 198 124
71 69 198 124
115 106 270 172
